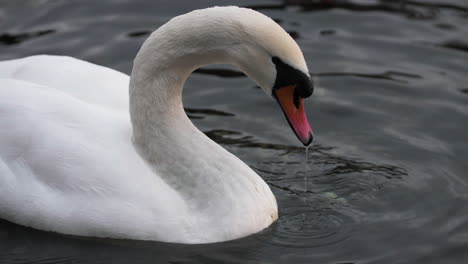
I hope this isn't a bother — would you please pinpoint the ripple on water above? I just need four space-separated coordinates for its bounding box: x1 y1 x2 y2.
244 138 406 249
268 205 355 248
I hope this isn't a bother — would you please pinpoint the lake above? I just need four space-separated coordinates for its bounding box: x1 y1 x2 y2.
1 0 468 263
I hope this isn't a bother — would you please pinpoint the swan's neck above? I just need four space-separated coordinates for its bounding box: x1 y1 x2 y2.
129 23 239 150
127 9 278 240
128 15 264 205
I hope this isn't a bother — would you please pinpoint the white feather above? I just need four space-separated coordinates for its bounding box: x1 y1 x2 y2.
0 6 309 243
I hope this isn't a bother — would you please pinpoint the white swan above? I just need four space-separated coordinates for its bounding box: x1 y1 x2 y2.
0 6 313 244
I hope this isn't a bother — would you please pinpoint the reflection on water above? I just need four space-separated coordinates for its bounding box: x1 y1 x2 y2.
314 71 421 83
0 30 55 45
439 41 468 53
194 68 245 78
127 30 151 38
205 129 303 151
248 0 468 19
185 108 235 119
193 66 423 84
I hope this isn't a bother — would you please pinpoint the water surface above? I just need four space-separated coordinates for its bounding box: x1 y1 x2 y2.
1 0 468 263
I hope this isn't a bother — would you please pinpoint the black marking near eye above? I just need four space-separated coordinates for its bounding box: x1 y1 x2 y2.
272 56 314 104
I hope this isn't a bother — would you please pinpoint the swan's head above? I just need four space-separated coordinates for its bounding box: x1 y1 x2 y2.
229 7 314 145
137 6 314 145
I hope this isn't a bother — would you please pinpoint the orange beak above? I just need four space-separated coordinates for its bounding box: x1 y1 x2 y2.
274 85 314 146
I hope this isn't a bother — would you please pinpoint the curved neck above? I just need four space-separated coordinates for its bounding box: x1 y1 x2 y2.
126 10 276 203
129 21 246 147
125 9 279 239
127 21 266 209
130 57 234 135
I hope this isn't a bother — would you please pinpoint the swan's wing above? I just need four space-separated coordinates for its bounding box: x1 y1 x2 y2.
0 78 190 239
0 55 129 111
0 78 126 232
0 78 131 197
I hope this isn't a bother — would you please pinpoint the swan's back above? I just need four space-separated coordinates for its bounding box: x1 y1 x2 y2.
0 55 129 111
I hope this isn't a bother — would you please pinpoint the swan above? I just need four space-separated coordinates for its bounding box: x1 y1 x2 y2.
0 6 313 243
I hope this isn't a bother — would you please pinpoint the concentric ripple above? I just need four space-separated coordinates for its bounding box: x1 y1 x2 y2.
266 204 355 248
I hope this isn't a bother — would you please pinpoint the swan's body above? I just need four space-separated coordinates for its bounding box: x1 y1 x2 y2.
0 6 313 243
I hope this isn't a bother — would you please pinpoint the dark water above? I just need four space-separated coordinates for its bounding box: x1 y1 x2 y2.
1 0 468 263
